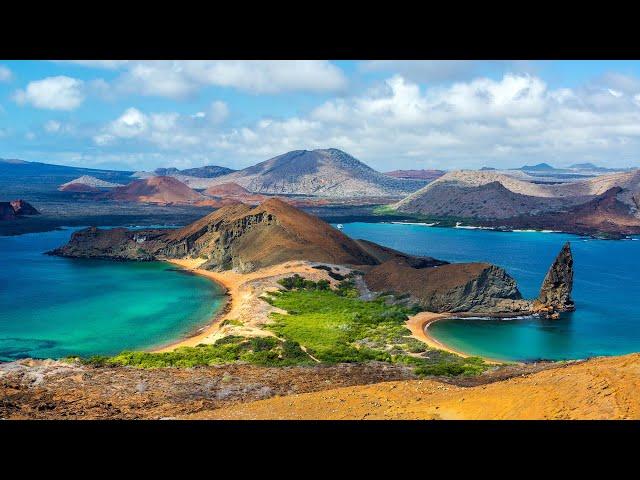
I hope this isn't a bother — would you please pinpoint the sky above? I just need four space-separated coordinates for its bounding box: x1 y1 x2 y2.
1 60 640 172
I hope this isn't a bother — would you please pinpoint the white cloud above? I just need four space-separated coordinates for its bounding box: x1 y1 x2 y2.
60 60 131 70
0 65 12 82
44 120 61 133
94 107 148 145
79 60 348 99
46 72 640 171
360 60 481 83
208 101 229 124
13 76 85 110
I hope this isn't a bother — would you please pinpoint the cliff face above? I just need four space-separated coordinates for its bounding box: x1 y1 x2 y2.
363 242 576 317
533 242 575 317
364 258 530 314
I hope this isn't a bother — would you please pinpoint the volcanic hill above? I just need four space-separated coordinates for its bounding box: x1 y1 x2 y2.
203 148 425 198
59 175 123 192
102 176 206 205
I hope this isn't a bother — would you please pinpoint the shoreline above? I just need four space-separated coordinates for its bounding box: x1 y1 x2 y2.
152 258 235 352
151 259 343 352
406 312 504 364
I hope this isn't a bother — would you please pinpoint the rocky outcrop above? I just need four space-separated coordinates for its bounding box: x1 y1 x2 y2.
49 226 165 261
363 242 576 318
532 242 575 318
0 199 39 220
364 258 531 314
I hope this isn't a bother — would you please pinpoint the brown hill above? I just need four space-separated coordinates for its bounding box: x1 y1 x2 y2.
159 198 381 271
59 183 102 193
480 187 640 236
204 182 252 197
203 182 269 205
53 198 383 272
104 176 205 205
364 258 528 314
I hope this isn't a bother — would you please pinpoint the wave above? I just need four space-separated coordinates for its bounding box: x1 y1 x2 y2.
390 221 438 227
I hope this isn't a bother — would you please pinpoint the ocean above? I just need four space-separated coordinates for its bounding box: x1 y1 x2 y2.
339 222 640 362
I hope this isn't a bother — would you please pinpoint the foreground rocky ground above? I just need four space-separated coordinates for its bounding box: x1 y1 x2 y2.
0 359 556 420
195 353 640 420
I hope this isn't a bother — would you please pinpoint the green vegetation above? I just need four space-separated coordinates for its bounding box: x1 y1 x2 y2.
77 335 314 368
264 278 489 376
221 318 244 327
278 274 330 291
371 205 479 228
372 204 397 215
77 275 490 377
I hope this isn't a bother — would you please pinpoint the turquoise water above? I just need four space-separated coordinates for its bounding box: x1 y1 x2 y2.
339 222 640 362
0 228 225 361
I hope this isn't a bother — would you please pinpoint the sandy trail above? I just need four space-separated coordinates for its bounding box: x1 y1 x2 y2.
187 353 640 420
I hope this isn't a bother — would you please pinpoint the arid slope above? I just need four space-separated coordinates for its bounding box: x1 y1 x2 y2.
196 353 640 420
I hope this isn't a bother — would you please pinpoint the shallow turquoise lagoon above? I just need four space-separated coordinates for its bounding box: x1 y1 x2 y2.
0 228 224 361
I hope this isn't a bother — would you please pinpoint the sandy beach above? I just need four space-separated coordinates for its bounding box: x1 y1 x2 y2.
406 311 503 364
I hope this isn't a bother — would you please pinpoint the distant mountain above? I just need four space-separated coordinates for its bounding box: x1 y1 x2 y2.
0 158 134 199
518 163 556 171
570 162 600 170
59 175 123 192
154 165 235 178
569 162 632 173
204 148 424 198
0 158 29 165
392 169 640 235
384 169 445 182
103 176 206 205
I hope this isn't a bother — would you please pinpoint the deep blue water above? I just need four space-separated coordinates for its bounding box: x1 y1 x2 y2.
339 222 640 361
0 228 224 361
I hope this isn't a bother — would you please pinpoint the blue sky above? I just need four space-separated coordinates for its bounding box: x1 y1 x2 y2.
1 60 640 171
